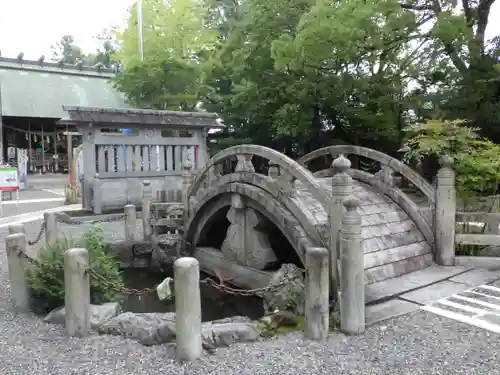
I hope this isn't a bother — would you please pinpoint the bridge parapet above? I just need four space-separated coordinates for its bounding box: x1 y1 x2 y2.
298 145 436 244
187 144 330 215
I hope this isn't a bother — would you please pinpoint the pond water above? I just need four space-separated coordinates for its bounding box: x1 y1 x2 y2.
121 268 264 322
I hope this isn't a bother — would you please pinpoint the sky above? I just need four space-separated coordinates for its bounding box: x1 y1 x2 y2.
0 0 499 61
0 0 133 60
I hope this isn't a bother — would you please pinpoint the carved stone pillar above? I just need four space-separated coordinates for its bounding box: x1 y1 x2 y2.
235 154 255 173
221 194 277 269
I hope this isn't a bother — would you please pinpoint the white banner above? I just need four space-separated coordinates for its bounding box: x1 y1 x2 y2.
17 149 27 190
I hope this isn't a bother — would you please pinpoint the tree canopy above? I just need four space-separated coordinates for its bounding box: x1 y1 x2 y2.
53 0 500 158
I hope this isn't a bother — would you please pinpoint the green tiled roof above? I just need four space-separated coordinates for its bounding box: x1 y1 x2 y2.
0 58 129 118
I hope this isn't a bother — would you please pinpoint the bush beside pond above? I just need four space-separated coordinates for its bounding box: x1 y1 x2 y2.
27 224 124 314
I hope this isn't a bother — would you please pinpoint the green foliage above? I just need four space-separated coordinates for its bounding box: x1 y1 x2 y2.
108 0 500 153
27 224 123 314
50 33 117 67
403 119 500 199
113 57 200 110
114 0 217 67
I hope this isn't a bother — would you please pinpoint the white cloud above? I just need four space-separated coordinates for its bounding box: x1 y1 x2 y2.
0 0 498 60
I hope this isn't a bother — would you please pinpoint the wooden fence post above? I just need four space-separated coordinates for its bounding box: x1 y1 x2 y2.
124 204 137 241
174 257 202 361
304 246 330 340
93 176 103 215
64 248 90 337
339 196 364 335
44 212 58 246
142 181 153 241
5 233 30 312
330 154 352 302
435 155 456 266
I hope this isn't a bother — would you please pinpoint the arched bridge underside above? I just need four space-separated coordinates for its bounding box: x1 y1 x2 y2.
185 145 468 304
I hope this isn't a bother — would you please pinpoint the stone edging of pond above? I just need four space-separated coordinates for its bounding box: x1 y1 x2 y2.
43 303 284 347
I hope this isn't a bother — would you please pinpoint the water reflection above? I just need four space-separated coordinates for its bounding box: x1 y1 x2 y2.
121 268 264 322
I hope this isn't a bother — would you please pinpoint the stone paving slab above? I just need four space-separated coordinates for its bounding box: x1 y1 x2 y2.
399 280 471 305
365 264 470 303
366 298 420 325
450 268 500 286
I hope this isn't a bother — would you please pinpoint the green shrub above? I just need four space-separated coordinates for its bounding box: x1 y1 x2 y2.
27 224 124 314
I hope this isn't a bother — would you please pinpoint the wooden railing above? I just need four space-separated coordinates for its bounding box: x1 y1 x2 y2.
455 211 500 246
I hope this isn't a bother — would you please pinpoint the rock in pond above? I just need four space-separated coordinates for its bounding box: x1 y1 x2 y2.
98 312 177 346
262 263 305 316
99 312 261 347
44 302 121 329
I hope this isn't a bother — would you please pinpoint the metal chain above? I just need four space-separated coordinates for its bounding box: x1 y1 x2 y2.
15 245 63 272
200 268 304 297
27 224 45 246
56 214 125 226
87 268 159 296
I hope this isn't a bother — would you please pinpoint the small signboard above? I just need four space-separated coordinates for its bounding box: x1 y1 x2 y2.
0 167 19 191
0 166 20 216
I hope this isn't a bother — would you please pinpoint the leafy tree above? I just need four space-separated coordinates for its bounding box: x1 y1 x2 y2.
85 30 118 67
110 0 500 158
114 0 217 66
50 35 85 64
403 119 500 199
398 0 500 140
113 57 200 110
111 0 217 110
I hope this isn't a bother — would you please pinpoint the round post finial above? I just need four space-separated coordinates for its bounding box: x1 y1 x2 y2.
332 154 351 173
343 195 360 211
439 155 453 169
142 180 151 187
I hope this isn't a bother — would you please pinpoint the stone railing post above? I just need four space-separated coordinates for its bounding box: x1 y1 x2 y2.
304 246 329 340
268 160 280 179
174 257 202 361
182 157 193 217
330 154 352 302
339 196 364 335
142 180 153 241
93 175 103 214
64 248 90 337
5 233 30 312
435 155 456 266
124 204 137 241
44 212 58 246
235 154 255 173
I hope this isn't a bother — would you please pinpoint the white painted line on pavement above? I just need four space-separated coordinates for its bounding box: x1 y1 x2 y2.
422 305 500 334
42 189 65 197
422 284 500 333
1 197 64 205
451 294 500 312
0 204 82 229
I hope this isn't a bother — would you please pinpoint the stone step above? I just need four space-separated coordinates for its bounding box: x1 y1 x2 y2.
365 264 471 304
364 241 431 270
362 230 425 254
365 253 433 284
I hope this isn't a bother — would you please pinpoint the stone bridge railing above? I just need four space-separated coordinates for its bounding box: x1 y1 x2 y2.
298 145 437 247
187 144 330 212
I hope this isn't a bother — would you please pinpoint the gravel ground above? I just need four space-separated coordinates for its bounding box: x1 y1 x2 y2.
1 221 500 374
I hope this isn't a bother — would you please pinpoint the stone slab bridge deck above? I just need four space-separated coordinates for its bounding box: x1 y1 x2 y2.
183 144 494 324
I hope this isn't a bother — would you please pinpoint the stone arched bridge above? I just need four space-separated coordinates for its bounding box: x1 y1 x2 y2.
184 145 466 304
